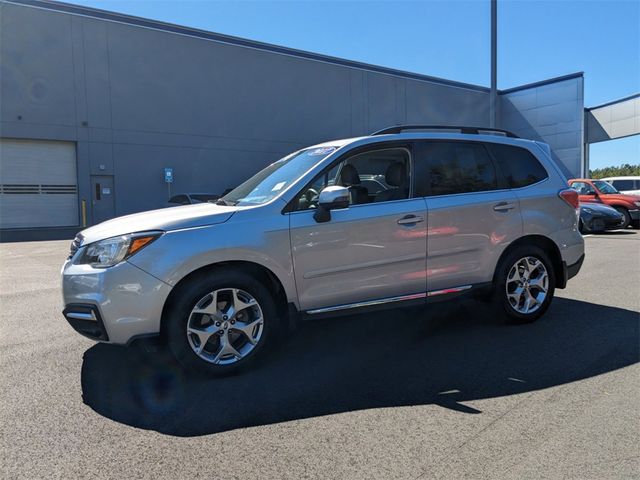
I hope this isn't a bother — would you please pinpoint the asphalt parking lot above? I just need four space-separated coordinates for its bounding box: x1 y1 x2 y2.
1 232 639 479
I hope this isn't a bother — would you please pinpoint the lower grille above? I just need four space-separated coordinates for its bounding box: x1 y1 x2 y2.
63 304 109 341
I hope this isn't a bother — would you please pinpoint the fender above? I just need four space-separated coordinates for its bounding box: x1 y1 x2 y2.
128 205 299 308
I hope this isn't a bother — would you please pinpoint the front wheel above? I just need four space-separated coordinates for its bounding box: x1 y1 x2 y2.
613 207 631 229
165 269 277 376
493 246 556 324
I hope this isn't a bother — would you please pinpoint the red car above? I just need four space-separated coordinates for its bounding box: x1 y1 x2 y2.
569 178 640 229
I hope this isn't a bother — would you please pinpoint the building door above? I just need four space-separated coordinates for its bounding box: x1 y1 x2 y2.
90 176 115 225
0 138 78 229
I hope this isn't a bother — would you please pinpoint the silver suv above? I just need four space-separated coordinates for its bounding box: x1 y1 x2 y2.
62 126 585 375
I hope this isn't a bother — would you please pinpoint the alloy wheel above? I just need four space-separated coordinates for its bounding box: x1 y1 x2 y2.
186 288 264 365
505 256 549 314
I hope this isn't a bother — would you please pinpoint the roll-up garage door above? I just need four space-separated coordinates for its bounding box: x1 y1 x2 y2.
0 139 78 229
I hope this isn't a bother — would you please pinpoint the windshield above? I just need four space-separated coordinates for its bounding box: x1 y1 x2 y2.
593 180 619 194
220 146 337 206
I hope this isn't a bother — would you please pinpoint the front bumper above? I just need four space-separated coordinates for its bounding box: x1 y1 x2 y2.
629 209 640 221
62 259 172 345
583 213 625 232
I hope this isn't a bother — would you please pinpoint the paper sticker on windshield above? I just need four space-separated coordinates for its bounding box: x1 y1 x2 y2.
271 181 286 192
309 147 336 156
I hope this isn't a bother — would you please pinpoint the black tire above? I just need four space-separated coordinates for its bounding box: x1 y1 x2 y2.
164 268 278 376
613 207 631 229
578 218 586 234
493 245 556 325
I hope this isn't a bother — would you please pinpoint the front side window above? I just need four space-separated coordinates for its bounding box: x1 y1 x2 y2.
593 180 618 194
421 142 498 196
221 147 337 206
485 143 548 188
293 147 411 211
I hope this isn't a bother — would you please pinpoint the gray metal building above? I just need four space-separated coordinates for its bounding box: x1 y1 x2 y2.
0 0 635 240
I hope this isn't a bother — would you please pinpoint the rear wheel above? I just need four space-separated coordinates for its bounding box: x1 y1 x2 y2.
493 245 556 324
578 218 586 233
165 269 277 376
613 207 631 229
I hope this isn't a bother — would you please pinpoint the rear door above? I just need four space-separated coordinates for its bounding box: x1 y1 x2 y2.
416 141 522 292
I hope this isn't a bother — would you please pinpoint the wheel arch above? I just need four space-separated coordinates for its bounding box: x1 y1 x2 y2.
160 260 291 339
493 235 565 289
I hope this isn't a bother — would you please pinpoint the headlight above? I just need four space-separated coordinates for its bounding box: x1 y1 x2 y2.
634 201 640 207
76 232 162 268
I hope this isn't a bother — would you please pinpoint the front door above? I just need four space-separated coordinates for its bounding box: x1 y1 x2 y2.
90 175 115 225
288 145 427 312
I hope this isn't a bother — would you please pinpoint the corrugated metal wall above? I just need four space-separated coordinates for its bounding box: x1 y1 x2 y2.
499 75 585 177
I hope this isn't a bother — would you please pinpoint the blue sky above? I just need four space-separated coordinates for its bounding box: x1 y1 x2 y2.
70 0 639 169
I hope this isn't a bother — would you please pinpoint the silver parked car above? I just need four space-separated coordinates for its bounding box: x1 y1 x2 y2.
62 126 585 375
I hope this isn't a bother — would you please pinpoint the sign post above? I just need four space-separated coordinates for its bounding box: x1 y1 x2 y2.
164 167 173 198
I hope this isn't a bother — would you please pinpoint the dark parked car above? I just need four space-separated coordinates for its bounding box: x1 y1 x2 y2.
167 193 220 206
579 202 624 233
569 178 640 229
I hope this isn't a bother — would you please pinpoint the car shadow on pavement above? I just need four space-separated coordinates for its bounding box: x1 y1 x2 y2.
595 230 638 235
81 297 639 437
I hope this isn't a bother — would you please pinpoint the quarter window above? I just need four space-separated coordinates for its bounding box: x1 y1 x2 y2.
485 143 548 188
421 142 498 196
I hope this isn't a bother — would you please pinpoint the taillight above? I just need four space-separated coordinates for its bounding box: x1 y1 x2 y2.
559 188 579 209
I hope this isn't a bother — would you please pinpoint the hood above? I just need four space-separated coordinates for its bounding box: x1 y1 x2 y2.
580 203 622 216
598 193 640 203
79 203 239 245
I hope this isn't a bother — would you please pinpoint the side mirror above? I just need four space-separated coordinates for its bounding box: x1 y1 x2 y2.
313 186 349 223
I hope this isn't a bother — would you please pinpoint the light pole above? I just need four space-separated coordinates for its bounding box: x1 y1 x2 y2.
490 0 497 128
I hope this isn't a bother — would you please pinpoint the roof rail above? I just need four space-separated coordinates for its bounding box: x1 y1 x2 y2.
371 125 519 138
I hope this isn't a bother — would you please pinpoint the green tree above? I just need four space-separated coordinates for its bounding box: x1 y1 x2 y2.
589 164 640 179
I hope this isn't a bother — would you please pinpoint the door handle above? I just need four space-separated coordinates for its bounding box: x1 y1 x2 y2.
493 202 516 212
397 215 424 225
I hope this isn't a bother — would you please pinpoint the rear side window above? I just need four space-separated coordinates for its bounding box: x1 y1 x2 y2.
420 142 498 196
611 180 634 190
485 143 548 188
